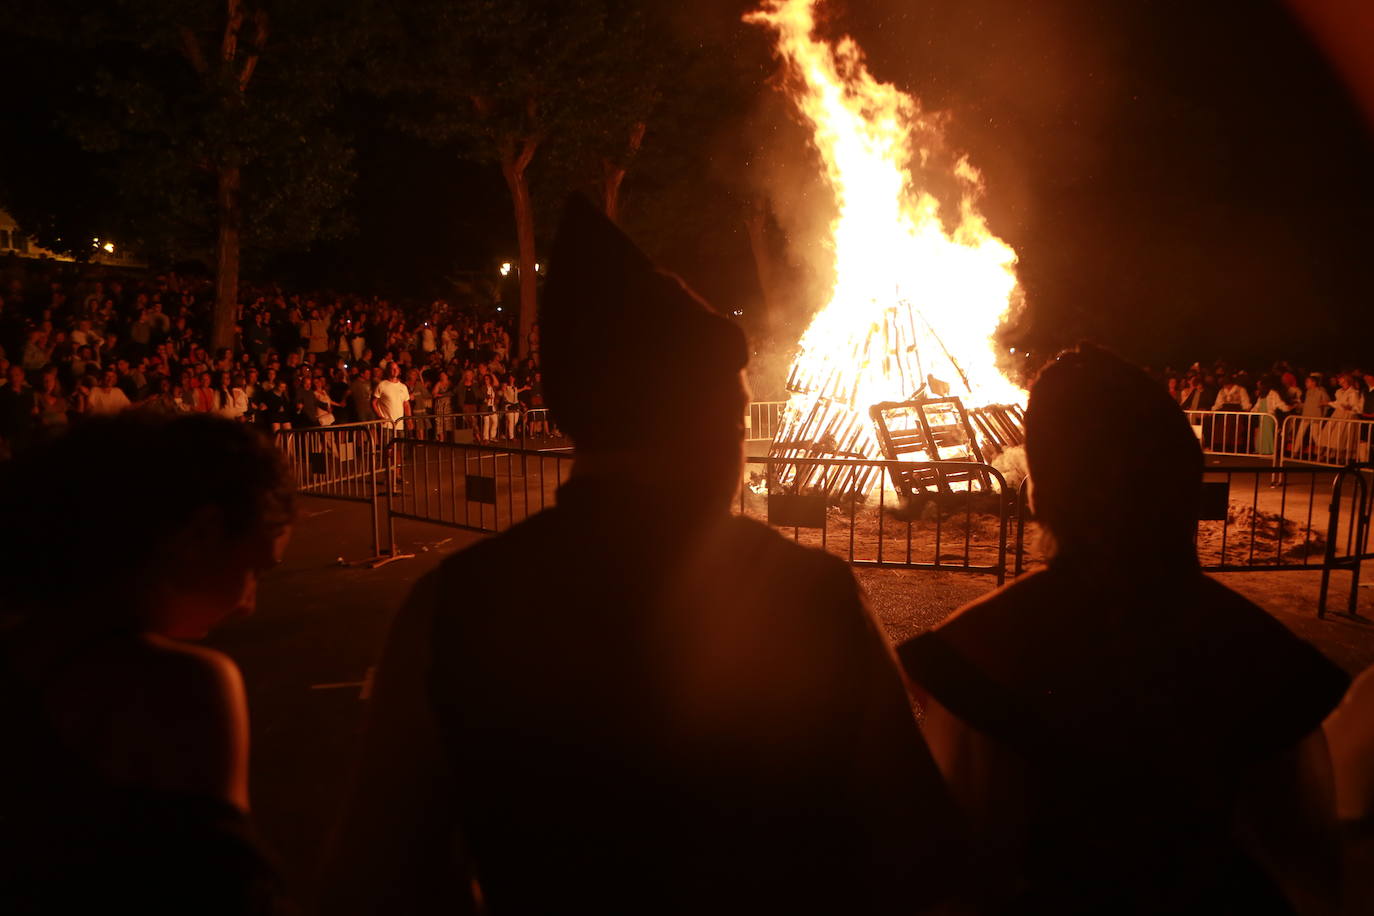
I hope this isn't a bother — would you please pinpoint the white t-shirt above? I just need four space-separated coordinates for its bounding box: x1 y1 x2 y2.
87 386 132 415
374 378 410 421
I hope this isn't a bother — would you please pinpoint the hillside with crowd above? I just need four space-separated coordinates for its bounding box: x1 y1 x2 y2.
0 263 555 457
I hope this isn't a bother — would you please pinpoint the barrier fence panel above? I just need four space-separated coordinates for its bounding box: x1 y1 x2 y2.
1278 414 1374 468
1184 410 1278 460
746 401 788 443
1320 463 1373 619
386 437 576 535
739 456 1012 581
1012 463 1373 616
392 410 572 449
275 420 388 502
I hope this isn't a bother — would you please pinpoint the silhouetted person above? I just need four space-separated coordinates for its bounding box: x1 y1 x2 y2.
322 196 962 915
899 344 1349 914
0 413 294 914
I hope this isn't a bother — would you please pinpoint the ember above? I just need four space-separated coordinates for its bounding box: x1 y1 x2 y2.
747 0 1026 499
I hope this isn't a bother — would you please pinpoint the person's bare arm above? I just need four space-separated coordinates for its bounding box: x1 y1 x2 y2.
1235 729 1341 916
318 572 473 916
1325 664 1374 822
922 695 1028 908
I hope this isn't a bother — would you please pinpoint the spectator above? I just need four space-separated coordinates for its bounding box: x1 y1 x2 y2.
1297 373 1333 460
478 371 499 442
499 373 522 440
322 195 963 916
34 366 69 437
372 362 410 426
1212 373 1252 411
0 365 37 454
0 413 293 913
260 379 293 434
310 376 344 427
87 368 133 416
900 344 1348 913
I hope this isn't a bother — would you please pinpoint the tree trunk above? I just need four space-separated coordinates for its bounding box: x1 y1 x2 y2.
603 167 626 224
502 157 538 359
212 163 241 354
601 121 646 224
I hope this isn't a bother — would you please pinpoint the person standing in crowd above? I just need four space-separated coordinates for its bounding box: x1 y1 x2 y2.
310 375 345 427
87 368 133 415
1298 373 1333 460
0 364 37 454
346 368 372 425
1322 372 1364 462
406 368 431 436
0 414 293 914
430 370 454 441
460 367 482 440
260 378 294 435
499 373 523 440
1251 374 1292 456
1212 373 1252 412
900 345 1348 914
322 196 964 916
34 366 69 438
372 362 410 428
478 371 500 442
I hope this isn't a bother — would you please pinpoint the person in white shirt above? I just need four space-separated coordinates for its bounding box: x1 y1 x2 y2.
1211 376 1252 412
373 363 411 426
87 369 133 415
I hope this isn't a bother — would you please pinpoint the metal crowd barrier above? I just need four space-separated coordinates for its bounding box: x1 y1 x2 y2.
1013 463 1372 617
393 409 570 448
745 401 788 443
281 420 1373 619
1184 410 1278 459
1278 413 1374 468
386 436 576 535
275 419 393 560
275 419 389 501
740 456 1013 582
1322 463 1373 619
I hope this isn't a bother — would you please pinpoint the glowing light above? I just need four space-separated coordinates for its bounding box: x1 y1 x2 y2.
746 0 1024 463
499 262 512 277
102 242 115 254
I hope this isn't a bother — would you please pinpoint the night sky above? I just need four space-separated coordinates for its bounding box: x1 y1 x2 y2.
8 0 1374 371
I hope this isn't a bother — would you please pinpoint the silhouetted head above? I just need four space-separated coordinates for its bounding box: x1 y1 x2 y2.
0 413 294 634
542 195 749 504
1026 343 1202 570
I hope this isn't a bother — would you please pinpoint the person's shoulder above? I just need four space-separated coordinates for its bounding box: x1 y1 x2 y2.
121 636 246 707
50 635 248 802
722 514 849 572
936 567 1056 636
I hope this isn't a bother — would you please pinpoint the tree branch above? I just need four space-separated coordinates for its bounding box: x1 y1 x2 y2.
179 26 210 76
222 0 244 64
238 10 268 91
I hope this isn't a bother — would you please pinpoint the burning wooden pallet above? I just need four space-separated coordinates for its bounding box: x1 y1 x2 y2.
869 397 1024 499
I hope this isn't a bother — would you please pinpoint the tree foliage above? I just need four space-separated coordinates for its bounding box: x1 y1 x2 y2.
1 0 360 263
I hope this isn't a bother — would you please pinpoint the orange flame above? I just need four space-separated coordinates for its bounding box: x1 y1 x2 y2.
746 0 1023 415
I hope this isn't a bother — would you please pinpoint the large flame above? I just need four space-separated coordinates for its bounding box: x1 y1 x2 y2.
747 0 1023 427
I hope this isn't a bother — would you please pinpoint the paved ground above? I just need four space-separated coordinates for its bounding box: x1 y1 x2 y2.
209 491 1374 901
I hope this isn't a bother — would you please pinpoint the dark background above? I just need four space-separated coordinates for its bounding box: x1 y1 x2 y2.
6 0 1373 370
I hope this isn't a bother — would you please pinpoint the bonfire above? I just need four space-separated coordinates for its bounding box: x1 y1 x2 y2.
747 0 1026 501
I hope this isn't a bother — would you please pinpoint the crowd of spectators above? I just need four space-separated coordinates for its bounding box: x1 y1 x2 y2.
1161 361 1374 460
0 266 554 458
